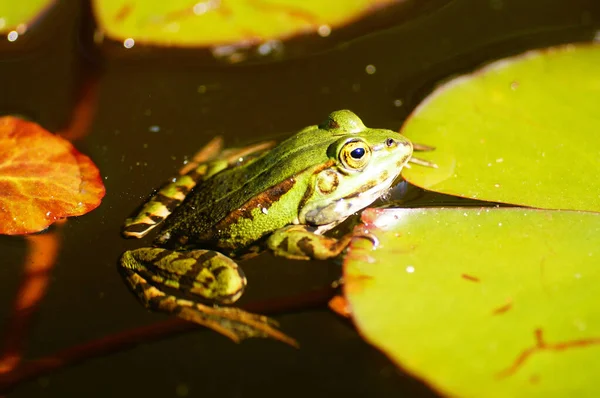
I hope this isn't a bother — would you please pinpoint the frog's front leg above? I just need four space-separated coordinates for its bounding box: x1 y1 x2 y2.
119 248 297 346
266 225 353 261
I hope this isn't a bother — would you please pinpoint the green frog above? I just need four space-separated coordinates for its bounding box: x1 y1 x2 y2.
120 110 417 345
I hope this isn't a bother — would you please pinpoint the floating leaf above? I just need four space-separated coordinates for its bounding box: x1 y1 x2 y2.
0 116 105 235
92 0 398 47
401 44 600 212
344 207 600 397
0 1 55 33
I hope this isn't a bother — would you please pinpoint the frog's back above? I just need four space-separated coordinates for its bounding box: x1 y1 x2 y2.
156 128 331 252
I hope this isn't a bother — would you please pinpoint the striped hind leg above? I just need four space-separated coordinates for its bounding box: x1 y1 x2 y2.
119 247 296 345
122 137 276 239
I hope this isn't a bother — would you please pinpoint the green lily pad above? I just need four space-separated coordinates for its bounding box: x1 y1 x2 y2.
0 1 54 33
92 0 398 47
344 207 600 397
401 44 600 212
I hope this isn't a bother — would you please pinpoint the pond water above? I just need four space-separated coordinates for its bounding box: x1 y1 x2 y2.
1 1 599 396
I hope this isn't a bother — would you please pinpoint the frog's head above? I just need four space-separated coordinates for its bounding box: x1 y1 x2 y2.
318 109 367 133
299 110 413 226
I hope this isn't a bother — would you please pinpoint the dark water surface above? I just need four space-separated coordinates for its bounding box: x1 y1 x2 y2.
1 1 599 396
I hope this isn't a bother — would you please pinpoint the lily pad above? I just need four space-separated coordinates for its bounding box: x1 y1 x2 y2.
344 207 600 397
401 44 600 212
92 0 398 47
0 116 105 235
0 1 55 33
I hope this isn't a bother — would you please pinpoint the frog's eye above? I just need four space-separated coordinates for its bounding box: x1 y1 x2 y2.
351 147 365 159
340 140 371 170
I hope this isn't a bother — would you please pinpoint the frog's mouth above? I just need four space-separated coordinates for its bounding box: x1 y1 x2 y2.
331 145 412 218
338 173 399 214
302 170 400 227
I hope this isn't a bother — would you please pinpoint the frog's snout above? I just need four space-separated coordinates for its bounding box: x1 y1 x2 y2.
399 138 413 149
384 136 412 150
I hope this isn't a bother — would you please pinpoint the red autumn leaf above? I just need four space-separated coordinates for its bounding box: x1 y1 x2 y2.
0 116 105 235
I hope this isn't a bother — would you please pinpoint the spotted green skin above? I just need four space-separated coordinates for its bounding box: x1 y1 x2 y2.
119 110 413 343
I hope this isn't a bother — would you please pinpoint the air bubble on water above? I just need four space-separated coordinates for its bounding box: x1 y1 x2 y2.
123 38 135 48
7 31 18 42
317 25 331 37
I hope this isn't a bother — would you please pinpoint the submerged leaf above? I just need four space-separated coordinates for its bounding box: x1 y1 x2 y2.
0 1 55 33
401 44 600 212
92 0 398 47
344 207 600 397
0 117 105 235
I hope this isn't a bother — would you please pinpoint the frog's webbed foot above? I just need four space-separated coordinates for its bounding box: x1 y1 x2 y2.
174 303 297 346
122 137 276 239
266 225 354 261
119 248 297 346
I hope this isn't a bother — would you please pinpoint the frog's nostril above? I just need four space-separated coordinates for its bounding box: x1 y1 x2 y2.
385 138 395 147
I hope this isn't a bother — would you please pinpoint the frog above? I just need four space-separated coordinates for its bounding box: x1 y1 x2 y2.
119 110 423 346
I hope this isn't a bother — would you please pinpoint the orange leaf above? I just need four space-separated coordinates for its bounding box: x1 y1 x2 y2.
0 116 105 235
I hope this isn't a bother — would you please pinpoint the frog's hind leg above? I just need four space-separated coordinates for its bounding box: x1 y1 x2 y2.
119 247 297 346
122 138 276 239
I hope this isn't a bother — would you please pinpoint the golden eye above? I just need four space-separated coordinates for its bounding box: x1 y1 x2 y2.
340 140 371 170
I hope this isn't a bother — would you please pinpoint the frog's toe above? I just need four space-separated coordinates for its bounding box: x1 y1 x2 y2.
176 305 298 347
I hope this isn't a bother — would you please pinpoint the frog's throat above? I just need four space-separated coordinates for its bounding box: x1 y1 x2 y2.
301 170 399 226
